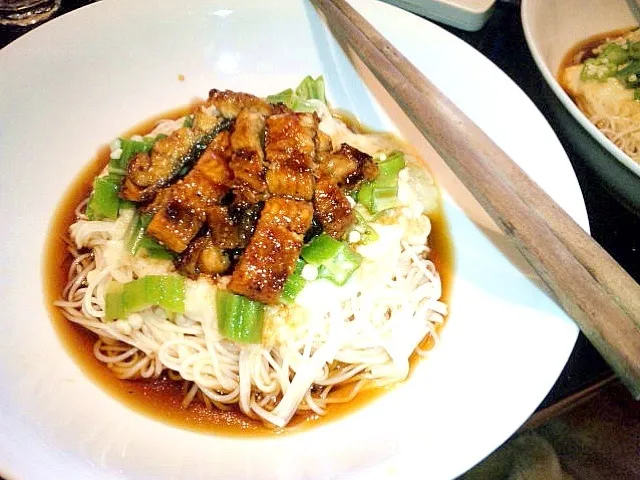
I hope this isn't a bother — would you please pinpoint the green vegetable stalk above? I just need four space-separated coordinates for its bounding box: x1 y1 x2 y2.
104 275 185 321
267 75 327 112
216 290 265 344
301 234 362 286
87 135 164 220
357 151 406 214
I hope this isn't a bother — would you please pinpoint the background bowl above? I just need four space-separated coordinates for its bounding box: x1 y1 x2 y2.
522 0 640 212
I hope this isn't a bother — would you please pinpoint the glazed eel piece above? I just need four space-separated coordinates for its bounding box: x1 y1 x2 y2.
264 112 318 201
120 110 232 203
228 196 313 304
144 131 233 253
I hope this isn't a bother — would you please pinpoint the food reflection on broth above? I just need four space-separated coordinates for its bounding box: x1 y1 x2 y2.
560 28 640 164
47 77 450 434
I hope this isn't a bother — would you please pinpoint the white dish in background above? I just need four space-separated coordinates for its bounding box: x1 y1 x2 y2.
522 0 640 179
381 0 496 31
0 0 587 479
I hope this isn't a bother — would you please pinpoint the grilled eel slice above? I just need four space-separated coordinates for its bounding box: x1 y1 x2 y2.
177 232 231 278
264 112 318 201
120 110 232 203
313 143 378 238
207 89 274 119
315 143 378 189
229 109 269 205
145 131 234 253
228 197 313 304
313 177 354 239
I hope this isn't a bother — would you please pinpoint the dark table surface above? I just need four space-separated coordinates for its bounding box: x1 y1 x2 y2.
2 0 638 412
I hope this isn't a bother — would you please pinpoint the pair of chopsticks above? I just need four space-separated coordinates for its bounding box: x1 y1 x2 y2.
311 0 640 399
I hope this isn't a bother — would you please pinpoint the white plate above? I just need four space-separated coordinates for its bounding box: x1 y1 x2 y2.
0 0 588 478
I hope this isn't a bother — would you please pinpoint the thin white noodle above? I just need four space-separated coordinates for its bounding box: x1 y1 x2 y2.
55 130 448 427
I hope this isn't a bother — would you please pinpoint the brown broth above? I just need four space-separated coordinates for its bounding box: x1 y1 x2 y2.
43 106 453 437
558 27 636 76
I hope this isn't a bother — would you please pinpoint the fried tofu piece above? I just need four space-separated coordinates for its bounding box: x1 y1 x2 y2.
228 197 313 304
315 143 377 190
229 109 267 195
313 177 355 239
207 89 273 119
265 113 317 200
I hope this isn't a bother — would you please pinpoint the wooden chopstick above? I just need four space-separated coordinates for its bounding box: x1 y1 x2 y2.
311 0 640 398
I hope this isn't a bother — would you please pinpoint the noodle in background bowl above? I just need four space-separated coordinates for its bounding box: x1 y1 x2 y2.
0 0 588 478
522 0 640 211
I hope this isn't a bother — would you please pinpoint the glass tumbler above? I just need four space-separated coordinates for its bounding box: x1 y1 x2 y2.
0 0 61 26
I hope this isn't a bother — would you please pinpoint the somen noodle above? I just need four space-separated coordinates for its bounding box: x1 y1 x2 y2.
54 79 447 429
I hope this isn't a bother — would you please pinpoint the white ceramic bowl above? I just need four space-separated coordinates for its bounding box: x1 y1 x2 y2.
0 1 587 479
522 0 639 178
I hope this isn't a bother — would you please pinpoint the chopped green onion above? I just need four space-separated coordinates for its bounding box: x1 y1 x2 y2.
104 275 185 321
301 234 362 286
149 275 184 313
281 259 306 303
125 212 147 255
580 57 618 81
267 75 327 112
183 115 194 128
600 43 629 66
356 181 375 212
301 234 343 263
118 200 136 211
317 243 362 286
627 40 640 60
266 88 295 106
216 290 265 344
85 174 121 220
109 136 161 174
616 60 640 88
356 152 406 214
124 212 174 259
375 152 405 187
295 75 326 104
138 237 176 260
104 282 125 321
579 40 640 86
352 209 379 244
89 135 166 220
122 276 149 313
